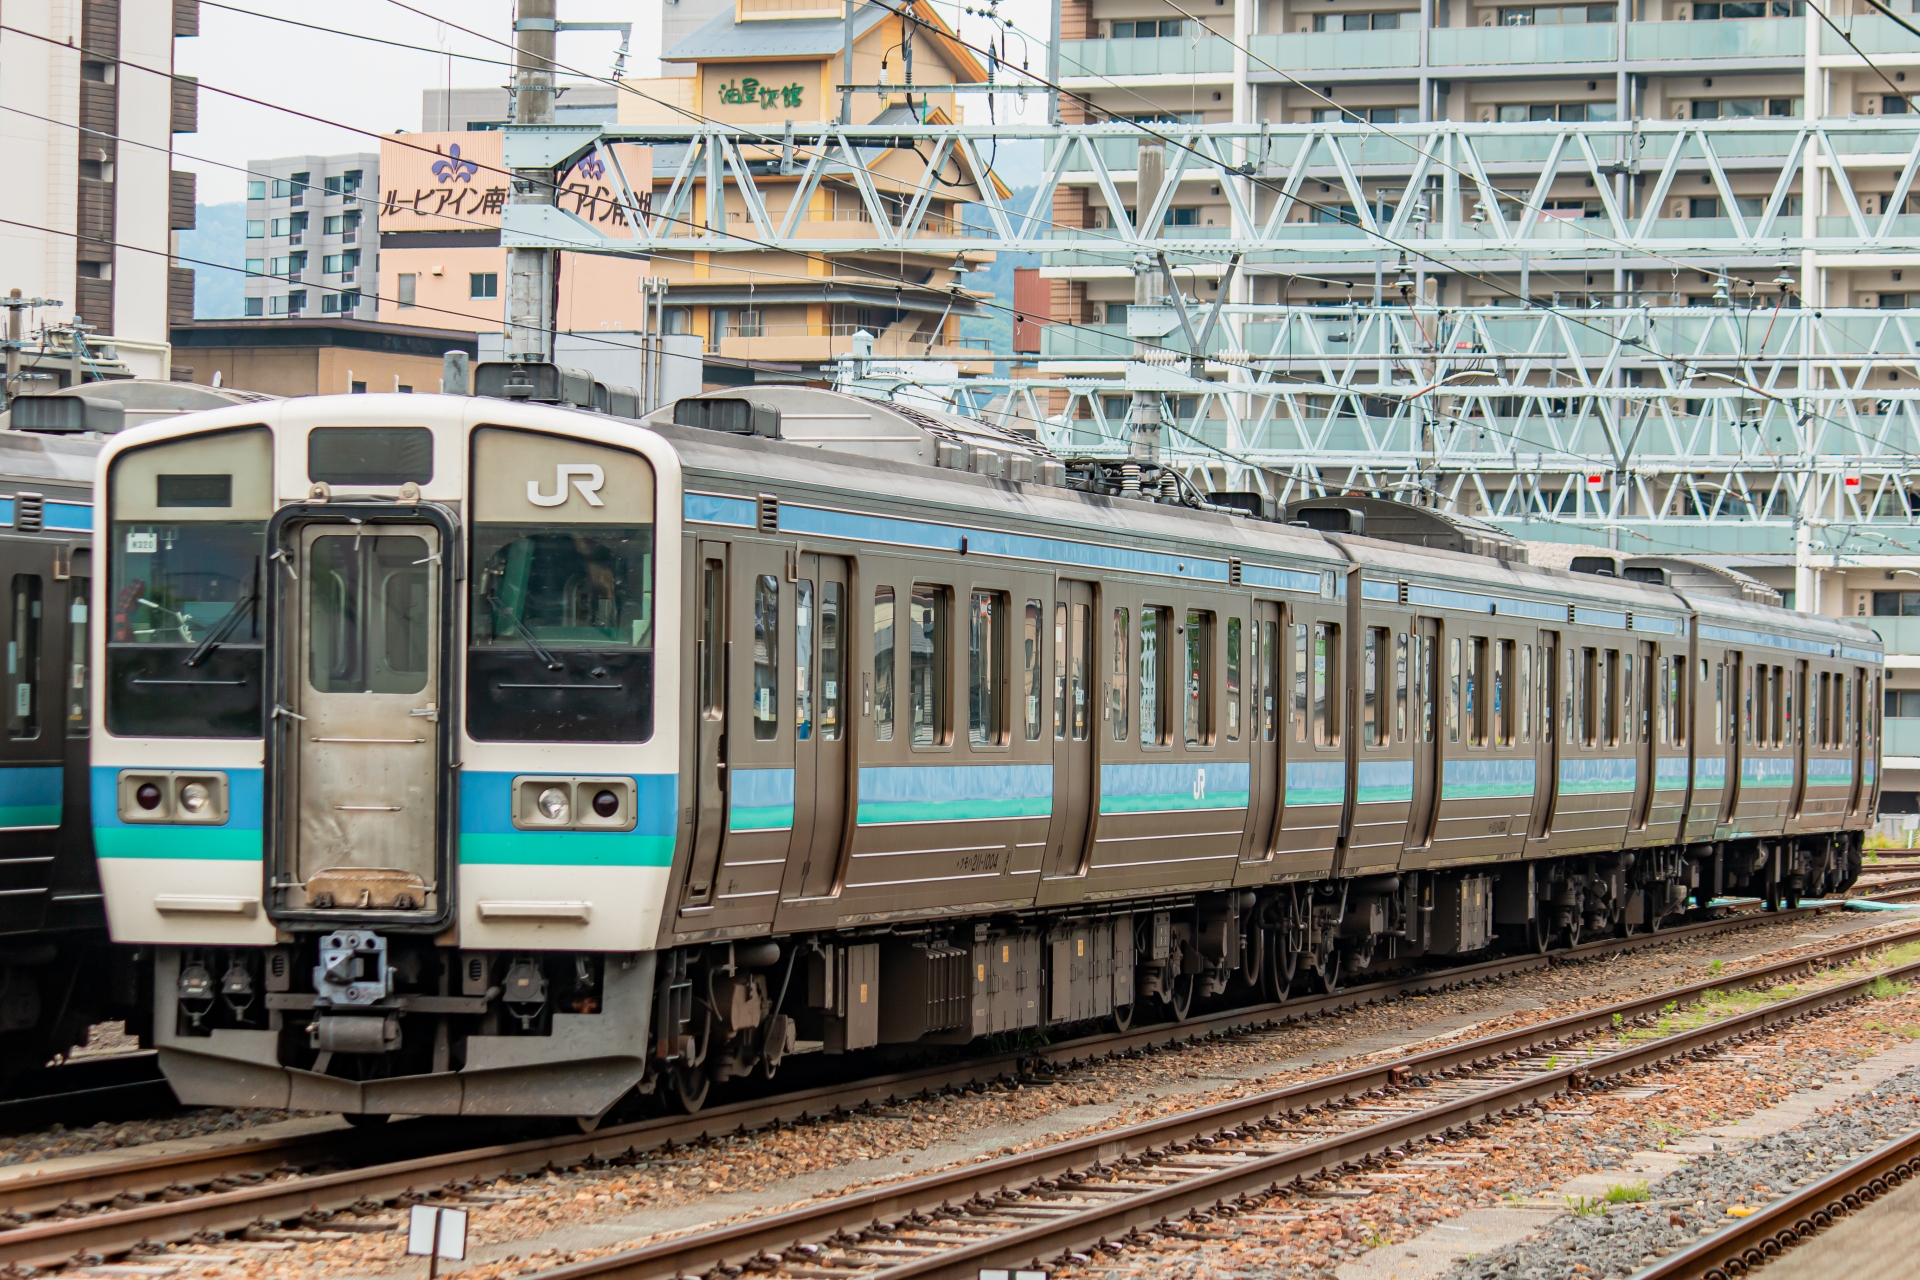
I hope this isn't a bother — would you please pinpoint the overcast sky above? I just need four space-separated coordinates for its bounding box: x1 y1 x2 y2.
177 0 1052 204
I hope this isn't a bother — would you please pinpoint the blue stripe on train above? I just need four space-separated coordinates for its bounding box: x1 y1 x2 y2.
0 766 61 829
1100 761 1249 815
859 764 1053 824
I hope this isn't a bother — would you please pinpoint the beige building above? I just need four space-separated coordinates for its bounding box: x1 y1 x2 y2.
169 318 477 399
618 0 1001 373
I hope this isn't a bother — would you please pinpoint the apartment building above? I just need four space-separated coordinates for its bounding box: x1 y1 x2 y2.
1043 0 1920 326
242 153 378 320
617 0 1000 372
0 0 200 384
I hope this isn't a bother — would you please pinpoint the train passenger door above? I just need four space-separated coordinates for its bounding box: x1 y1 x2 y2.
1628 640 1657 831
1848 666 1867 817
1240 601 1284 862
1789 659 1809 821
292 521 440 905
684 541 730 903
1529 630 1560 842
1718 651 1743 826
1042 580 1096 879
784 553 851 901
1406 617 1441 849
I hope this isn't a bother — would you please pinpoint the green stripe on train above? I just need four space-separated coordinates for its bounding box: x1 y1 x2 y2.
858 797 1053 824
1100 791 1250 815
459 832 676 866
730 805 794 831
93 828 264 860
0 804 60 828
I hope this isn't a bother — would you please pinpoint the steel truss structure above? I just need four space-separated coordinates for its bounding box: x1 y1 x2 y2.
505 119 1920 552
508 119 1920 259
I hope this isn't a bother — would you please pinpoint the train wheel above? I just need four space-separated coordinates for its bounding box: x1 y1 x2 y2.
1265 930 1297 1003
1306 944 1342 995
1112 1000 1135 1032
1563 916 1582 948
670 1060 711 1114
1528 917 1552 954
1166 973 1195 1022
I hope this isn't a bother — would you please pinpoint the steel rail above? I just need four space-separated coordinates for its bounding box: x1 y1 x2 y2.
465 923 1920 1280
0 899 1839 1231
0 900 1885 1267
1628 1127 1920 1280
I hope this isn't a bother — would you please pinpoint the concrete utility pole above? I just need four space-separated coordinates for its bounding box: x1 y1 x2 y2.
840 0 854 125
1128 143 1168 465
507 0 558 363
2 291 61 409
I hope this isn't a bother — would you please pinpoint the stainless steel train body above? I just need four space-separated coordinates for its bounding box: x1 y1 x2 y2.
95 383 1883 1119
0 428 146 1072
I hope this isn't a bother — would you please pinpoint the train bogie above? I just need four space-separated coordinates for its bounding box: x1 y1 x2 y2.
95 374 1880 1119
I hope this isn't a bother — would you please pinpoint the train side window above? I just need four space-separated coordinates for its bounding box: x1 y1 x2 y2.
1422 634 1438 743
1770 665 1784 747
1262 619 1279 742
1743 664 1755 746
820 582 843 741
1578 648 1597 747
967 591 1007 748
1602 650 1620 747
1395 632 1410 744
68 578 89 733
1539 639 1554 746
1071 602 1091 742
1447 636 1462 744
1225 617 1242 744
753 574 780 741
1110 607 1130 742
1292 623 1308 743
7 576 40 740
1620 652 1633 747
700 560 724 719
908 585 949 747
1053 602 1067 742
1465 637 1485 747
1671 655 1686 748
795 579 814 742
1847 674 1856 745
1314 622 1340 748
1140 607 1168 747
1185 610 1214 747
1023 599 1042 742
1496 640 1515 746
1517 642 1531 744
873 586 895 742
1566 648 1578 743
1714 663 1725 746
1361 627 1381 748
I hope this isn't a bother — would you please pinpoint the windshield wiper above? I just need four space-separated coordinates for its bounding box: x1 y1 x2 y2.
485 593 564 671
184 590 259 667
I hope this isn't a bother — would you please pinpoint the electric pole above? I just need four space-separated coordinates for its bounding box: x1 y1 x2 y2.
1129 143 1168 465
507 0 558 363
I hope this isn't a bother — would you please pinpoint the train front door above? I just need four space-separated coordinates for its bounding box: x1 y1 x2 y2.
1406 617 1441 849
291 521 441 907
1042 580 1096 878
1240 600 1284 863
784 553 851 901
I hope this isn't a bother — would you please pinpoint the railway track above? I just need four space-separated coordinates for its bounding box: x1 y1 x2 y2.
1632 1126 1920 1280
0 900 1901 1270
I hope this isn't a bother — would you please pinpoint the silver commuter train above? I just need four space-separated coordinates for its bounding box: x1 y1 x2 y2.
91 374 1883 1119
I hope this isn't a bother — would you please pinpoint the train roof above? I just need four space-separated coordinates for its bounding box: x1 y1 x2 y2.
0 427 100 490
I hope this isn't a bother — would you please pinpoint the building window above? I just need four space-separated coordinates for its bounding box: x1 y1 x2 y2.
397 274 417 308
1882 294 1909 309
323 212 361 235
343 169 363 192
325 175 343 195
737 310 764 338
247 180 266 200
244 258 265 276
1693 0 1803 15
470 272 498 299
1689 198 1721 219
322 252 358 275
287 289 306 314
1111 18 1190 35
244 297 264 316
1313 11 1401 28
351 380 367 393
245 220 265 239
1887 689 1920 718
1105 302 1129 325
290 172 310 205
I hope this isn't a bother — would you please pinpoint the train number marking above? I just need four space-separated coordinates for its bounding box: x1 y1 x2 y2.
528 463 607 508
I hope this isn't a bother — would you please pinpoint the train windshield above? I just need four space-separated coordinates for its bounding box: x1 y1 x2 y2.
104 428 272 738
466 427 655 742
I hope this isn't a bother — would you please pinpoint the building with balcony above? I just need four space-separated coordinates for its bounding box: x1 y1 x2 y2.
0 0 200 386
621 0 1001 378
242 152 378 321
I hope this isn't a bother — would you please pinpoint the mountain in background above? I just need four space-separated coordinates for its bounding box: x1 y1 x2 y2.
180 202 246 319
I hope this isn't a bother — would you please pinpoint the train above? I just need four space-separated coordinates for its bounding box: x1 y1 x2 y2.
0 381 273 1079
87 369 1881 1121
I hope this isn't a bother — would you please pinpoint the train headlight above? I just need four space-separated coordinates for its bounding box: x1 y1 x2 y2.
538 787 570 823
135 783 163 811
591 789 620 819
179 782 211 814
